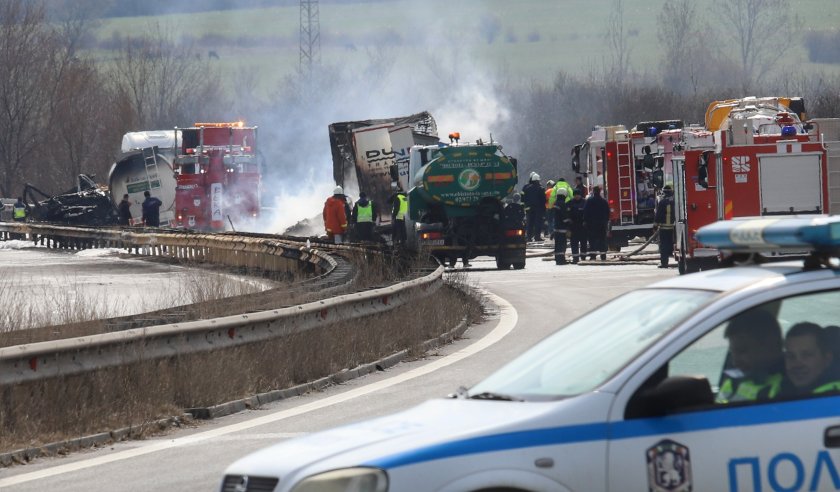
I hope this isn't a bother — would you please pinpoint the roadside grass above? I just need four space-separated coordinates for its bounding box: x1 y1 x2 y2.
0 279 483 454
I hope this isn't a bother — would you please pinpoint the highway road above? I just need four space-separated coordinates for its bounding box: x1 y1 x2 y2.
0 253 675 491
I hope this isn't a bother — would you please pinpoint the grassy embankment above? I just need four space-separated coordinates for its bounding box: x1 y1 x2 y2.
89 0 840 98
0 251 484 455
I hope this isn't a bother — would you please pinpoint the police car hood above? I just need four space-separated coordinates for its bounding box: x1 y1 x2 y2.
225 394 609 480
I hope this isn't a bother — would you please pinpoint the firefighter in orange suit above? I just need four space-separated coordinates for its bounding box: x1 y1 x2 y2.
323 185 349 244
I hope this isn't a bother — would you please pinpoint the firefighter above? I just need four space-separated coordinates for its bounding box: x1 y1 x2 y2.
141 191 162 227
573 176 586 198
323 185 349 244
552 188 570 265
544 180 555 238
583 185 609 261
553 177 574 204
654 184 675 268
522 172 545 242
351 191 378 242
118 194 132 226
569 189 587 264
390 189 408 246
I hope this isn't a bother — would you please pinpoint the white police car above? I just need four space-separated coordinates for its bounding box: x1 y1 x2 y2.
221 216 840 492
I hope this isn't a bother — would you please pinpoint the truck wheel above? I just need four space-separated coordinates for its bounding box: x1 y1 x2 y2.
448 256 458 268
513 260 526 270
678 255 686 275
495 257 511 270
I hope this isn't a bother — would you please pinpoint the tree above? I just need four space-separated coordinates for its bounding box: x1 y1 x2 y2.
605 0 632 86
713 0 801 91
0 1 61 197
107 22 227 129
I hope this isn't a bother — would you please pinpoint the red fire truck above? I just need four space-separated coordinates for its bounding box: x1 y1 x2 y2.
172 122 260 231
671 97 840 273
572 120 684 249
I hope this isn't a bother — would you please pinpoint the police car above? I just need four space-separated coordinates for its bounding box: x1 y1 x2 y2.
221 216 840 492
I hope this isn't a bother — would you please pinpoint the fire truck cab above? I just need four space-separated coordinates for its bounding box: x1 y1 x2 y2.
671 97 840 274
172 122 260 231
572 120 684 249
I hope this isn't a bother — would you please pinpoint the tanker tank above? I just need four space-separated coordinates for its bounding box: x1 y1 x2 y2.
109 130 181 226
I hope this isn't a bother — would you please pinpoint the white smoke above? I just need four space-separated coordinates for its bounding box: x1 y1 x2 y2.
232 3 512 235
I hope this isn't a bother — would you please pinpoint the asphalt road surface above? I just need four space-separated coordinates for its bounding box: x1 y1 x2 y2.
0 250 676 491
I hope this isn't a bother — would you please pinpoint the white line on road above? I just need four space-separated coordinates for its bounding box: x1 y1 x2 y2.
0 290 517 488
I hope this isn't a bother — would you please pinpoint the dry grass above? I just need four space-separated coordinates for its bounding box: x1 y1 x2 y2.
0 283 482 453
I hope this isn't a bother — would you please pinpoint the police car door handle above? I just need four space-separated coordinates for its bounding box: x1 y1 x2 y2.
823 426 840 448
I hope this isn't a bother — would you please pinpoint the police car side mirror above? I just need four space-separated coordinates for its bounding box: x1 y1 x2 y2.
627 376 713 419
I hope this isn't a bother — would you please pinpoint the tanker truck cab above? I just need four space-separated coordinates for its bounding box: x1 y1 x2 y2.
400 135 526 269
222 216 840 492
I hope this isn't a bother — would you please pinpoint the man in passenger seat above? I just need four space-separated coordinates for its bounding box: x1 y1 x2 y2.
716 310 785 403
775 322 840 398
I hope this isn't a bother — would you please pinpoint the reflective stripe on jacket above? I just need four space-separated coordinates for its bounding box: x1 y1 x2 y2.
717 373 782 403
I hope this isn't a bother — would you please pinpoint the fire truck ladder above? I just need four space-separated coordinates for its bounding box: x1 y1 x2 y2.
616 140 634 225
141 146 161 193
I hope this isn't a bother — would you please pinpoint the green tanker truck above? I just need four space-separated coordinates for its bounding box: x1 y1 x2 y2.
399 137 526 269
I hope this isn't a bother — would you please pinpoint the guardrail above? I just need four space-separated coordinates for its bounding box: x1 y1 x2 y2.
0 222 336 275
0 222 444 385
0 264 443 384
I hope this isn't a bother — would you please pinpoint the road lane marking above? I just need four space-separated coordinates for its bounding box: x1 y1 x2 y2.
0 290 517 488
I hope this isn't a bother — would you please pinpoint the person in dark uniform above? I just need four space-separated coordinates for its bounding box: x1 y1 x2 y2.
654 185 675 268
568 189 587 264
118 194 132 226
141 190 163 227
583 185 609 260
553 188 570 265
522 173 545 242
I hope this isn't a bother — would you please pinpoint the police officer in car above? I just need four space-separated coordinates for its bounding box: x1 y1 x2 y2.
717 309 785 403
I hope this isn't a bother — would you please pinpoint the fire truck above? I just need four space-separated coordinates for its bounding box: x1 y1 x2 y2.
172 122 260 231
671 97 840 273
571 119 685 249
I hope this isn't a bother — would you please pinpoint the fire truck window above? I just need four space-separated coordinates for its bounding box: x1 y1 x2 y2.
181 163 196 174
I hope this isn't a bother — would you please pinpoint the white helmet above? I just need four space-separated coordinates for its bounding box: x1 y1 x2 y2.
532 173 541 182
556 187 568 197
333 185 343 195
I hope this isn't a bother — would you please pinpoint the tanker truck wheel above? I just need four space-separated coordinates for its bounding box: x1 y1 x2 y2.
511 250 526 270
495 256 511 270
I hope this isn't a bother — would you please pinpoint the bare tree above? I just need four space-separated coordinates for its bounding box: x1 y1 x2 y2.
0 1 61 197
713 0 801 91
107 22 228 129
605 0 632 86
50 0 111 59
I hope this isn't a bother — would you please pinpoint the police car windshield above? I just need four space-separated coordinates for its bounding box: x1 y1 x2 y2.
469 289 715 400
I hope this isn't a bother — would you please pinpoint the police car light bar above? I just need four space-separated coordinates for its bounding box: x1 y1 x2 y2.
695 216 840 253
